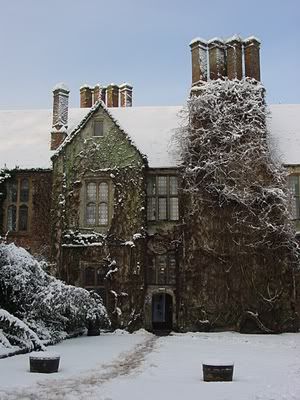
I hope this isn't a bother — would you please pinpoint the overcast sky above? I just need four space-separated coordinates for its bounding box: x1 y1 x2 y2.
0 0 299 109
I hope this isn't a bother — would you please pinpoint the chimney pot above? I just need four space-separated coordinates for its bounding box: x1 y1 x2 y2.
225 36 243 80
80 85 93 108
51 83 69 150
106 84 119 107
208 38 226 80
93 84 100 104
243 37 261 81
190 38 208 85
119 83 133 107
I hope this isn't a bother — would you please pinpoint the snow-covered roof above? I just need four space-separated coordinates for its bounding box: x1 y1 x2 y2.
0 104 299 169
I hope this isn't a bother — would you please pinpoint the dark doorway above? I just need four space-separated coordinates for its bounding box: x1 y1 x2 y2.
152 293 173 330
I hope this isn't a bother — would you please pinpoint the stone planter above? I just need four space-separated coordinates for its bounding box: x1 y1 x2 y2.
87 327 100 336
29 352 60 373
202 362 234 382
87 320 100 336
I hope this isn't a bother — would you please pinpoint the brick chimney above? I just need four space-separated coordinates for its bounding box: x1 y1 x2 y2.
101 86 107 104
93 85 107 105
120 83 133 107
51 83 69 151
208 38 226 80
190 38 208 85
244 36 261 81
80 85 93 108
106 84 119 107
93 84 101 104
226 35 243 80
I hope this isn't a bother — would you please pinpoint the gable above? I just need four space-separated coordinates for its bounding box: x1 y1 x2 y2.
57 106 145 172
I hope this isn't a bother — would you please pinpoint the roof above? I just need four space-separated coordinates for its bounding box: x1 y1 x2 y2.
0 104 299 169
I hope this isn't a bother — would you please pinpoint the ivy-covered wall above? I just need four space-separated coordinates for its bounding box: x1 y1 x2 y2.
0 170 52 258
51 106 147 329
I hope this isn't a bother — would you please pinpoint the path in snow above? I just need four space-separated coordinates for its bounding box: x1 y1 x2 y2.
0 335 158 400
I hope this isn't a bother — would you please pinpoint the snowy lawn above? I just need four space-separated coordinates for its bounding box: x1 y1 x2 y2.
0 330 299 400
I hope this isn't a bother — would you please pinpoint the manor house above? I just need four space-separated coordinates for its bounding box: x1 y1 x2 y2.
1 37 300 332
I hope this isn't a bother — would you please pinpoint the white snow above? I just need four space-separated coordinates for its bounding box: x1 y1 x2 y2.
268 104 300 165
53 83 69 92
0 105 299 169
0 331 299 400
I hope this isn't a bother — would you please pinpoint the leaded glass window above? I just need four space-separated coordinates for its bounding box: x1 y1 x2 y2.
6 177 30 232
99 203 108 225
20 179 29 202
18 205 28 231
85 180 111 227
147 175 179 222
288 175 300 219
7 205 17 231
94 120 104 137
147 253 177 285
86 203 96 225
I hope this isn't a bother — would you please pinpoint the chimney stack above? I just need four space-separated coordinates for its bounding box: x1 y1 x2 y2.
51 83 69 150
93 84 101 104
226 35 243 80
100 86 107 104
106 84 119 107
190 38 208 85
120 83 133 107
208 38 226 80
244 36 261 81
80 85 93 108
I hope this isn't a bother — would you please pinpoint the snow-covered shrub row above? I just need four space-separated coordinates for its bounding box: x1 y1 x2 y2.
0 243 109 353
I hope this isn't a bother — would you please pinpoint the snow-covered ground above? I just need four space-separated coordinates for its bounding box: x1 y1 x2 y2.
0 330 299 400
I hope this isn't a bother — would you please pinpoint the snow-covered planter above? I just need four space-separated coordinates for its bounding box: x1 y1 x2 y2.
29 351 60 373
0 243 110 354
202 361 234 382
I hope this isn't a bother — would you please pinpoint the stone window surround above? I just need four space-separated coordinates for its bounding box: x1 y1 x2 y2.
4 175 32 234
80 177 114 232
147 252 177 286
146 170 179 222
93 119 104 137
288 174 300 220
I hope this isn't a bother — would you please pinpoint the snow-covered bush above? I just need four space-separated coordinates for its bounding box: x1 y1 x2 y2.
0 243 109 352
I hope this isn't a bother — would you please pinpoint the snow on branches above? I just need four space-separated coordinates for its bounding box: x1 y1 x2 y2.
177 78 299 259
174 78 299 332
0 243 110 354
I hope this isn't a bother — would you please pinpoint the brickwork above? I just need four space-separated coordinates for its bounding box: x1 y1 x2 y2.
226 38 243 80
190 39 208 84
51 131 67 151
106 84 119 107
80 86 93 108
208 39 226 80
244 37 261 81
120 84 133 107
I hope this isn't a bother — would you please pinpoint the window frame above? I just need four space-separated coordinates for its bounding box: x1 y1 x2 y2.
147 252 177 286
5 177 31 233
93 119 104 137
288 174 300 220
84 179 112 228
147 174 179 222
81 262 108 306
